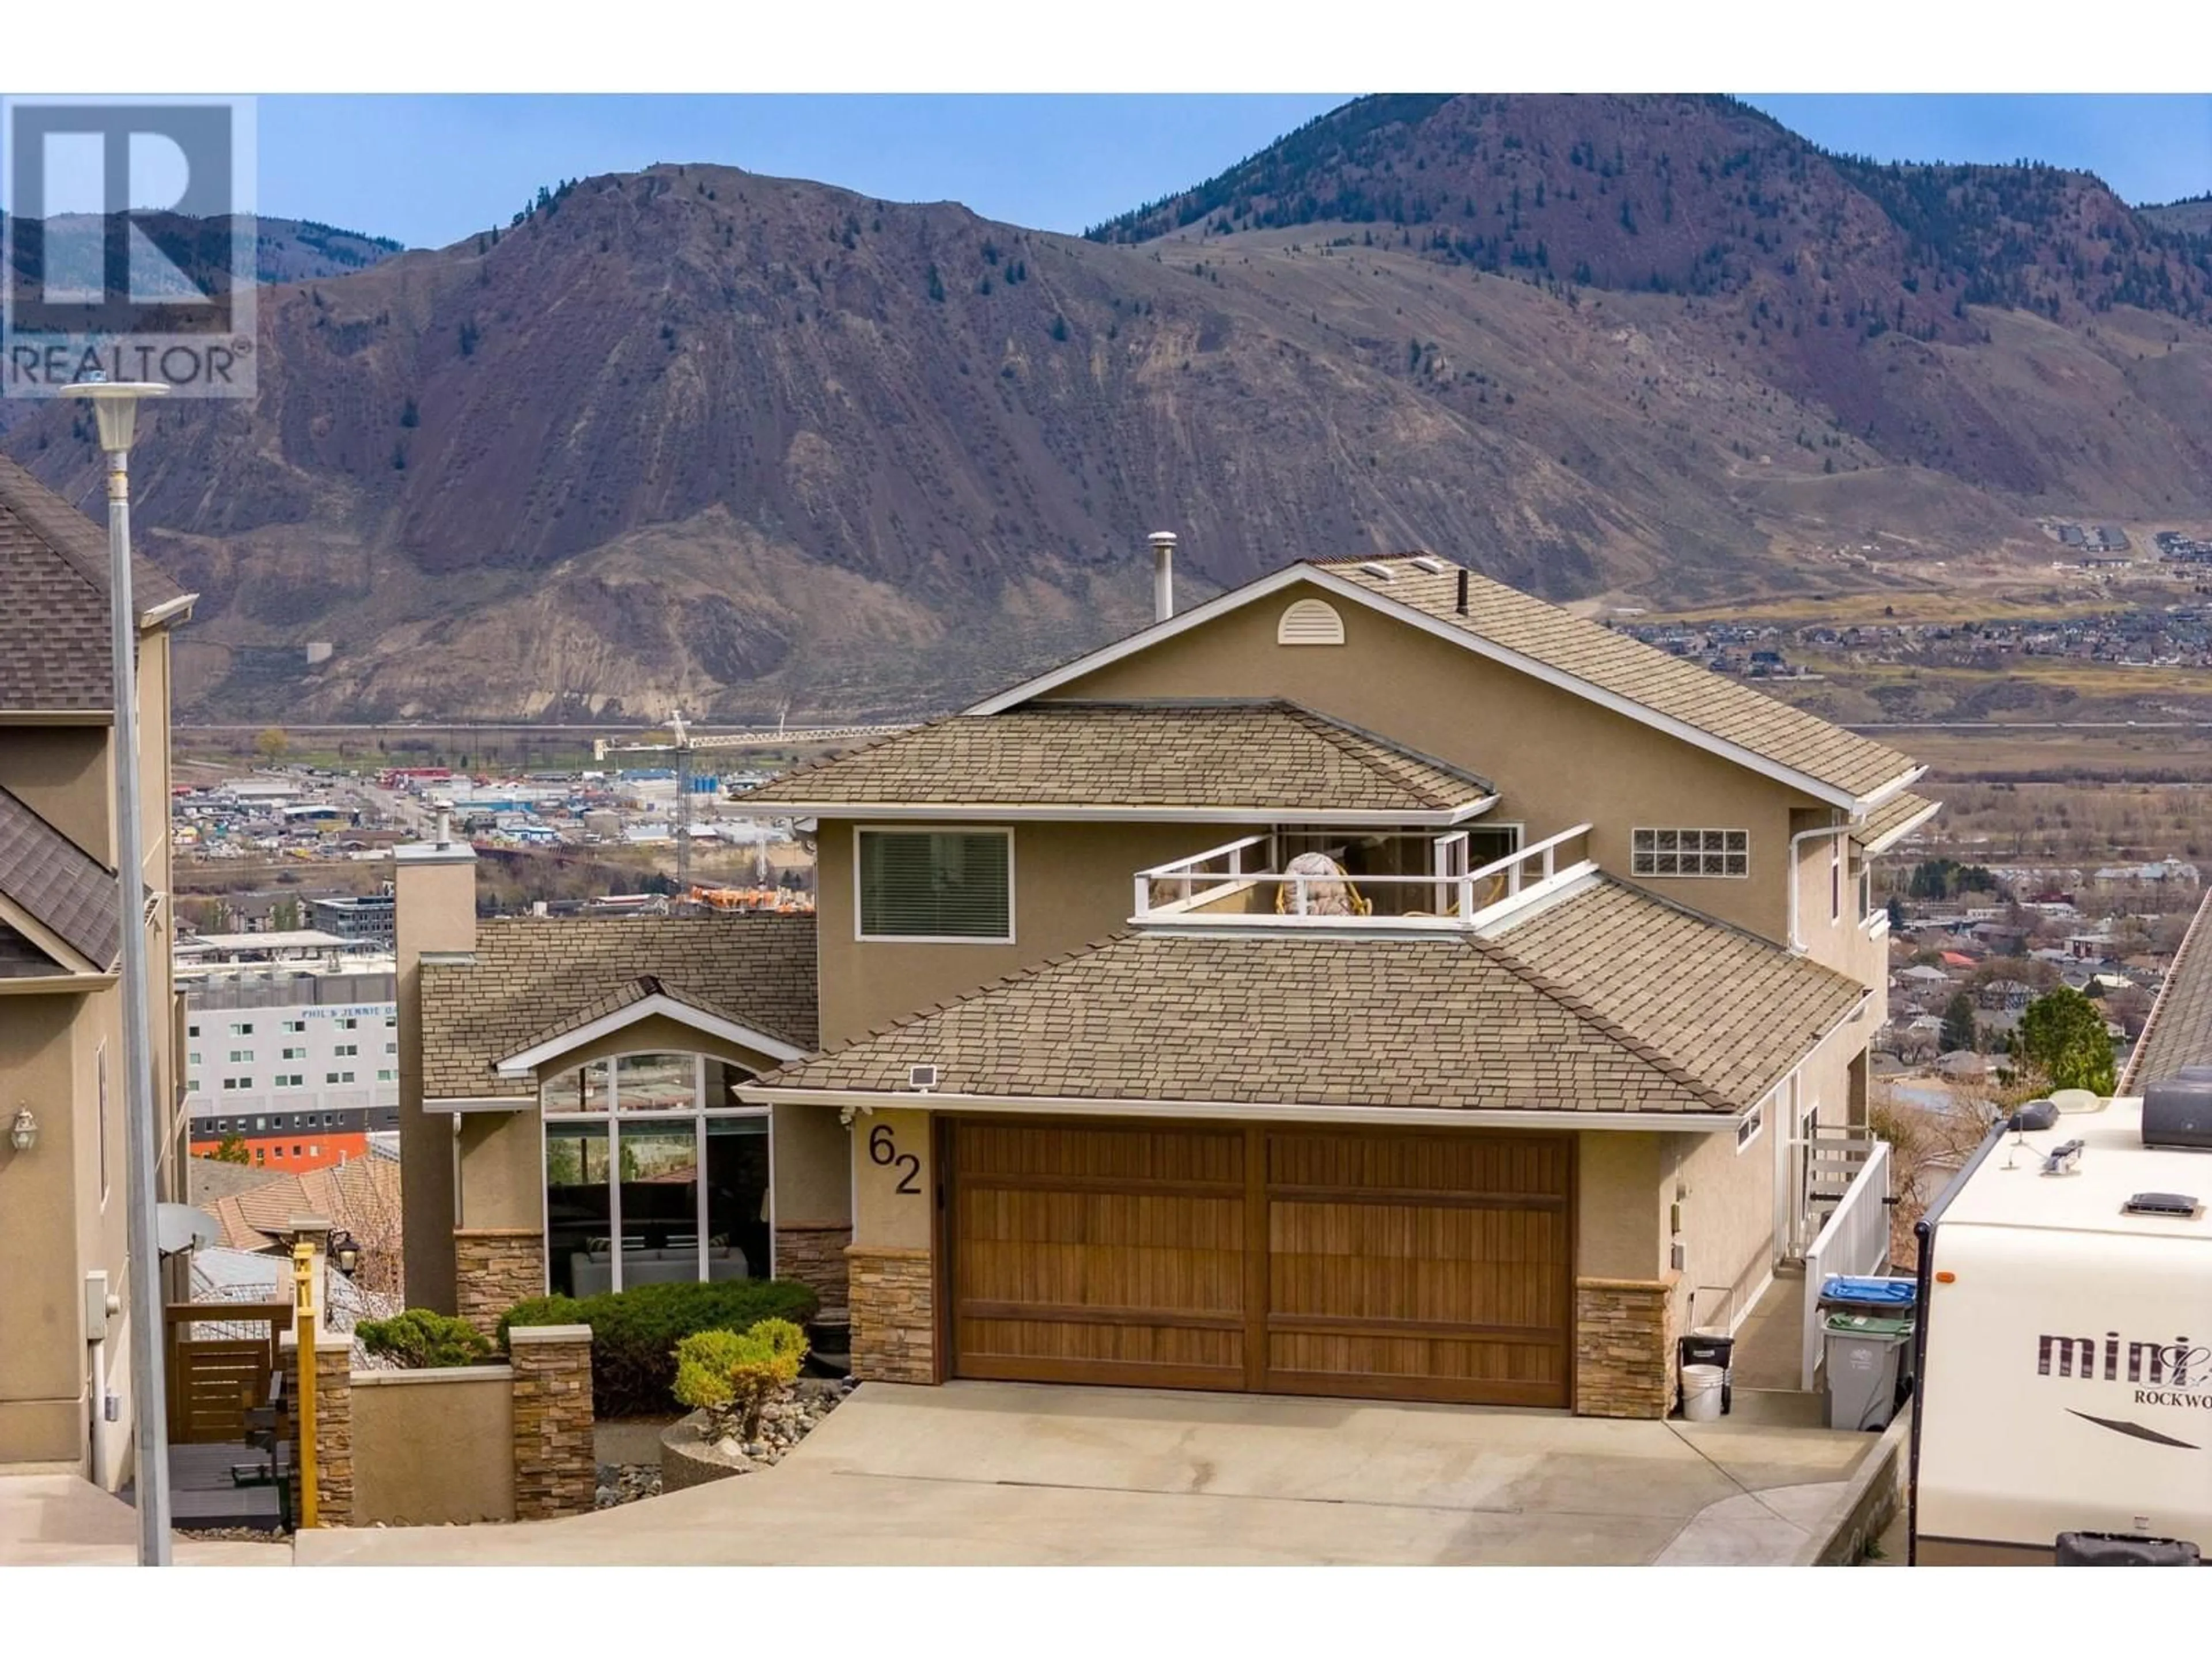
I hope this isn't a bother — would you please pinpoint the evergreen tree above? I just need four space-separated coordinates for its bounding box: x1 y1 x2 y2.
2017 986 2116 1094
1940 991 1978 1054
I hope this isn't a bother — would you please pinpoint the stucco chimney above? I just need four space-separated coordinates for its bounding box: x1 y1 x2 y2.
1149 531 1177 622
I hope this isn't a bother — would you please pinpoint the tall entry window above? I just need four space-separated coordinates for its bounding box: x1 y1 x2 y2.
540 1052 770 1297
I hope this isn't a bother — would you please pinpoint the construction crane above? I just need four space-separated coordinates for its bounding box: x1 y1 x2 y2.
591 710 918 898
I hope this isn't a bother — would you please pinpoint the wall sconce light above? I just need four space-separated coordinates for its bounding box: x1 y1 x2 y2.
9 1107 36 1152
329 1230 361 1276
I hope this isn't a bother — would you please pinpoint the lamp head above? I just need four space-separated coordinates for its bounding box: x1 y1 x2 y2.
9 1107 35 1152
68 379 168 454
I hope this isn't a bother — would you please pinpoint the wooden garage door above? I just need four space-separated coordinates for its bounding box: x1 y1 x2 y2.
946 1119 1573 1407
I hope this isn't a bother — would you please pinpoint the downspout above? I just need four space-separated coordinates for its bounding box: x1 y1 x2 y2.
1787 813 1858 953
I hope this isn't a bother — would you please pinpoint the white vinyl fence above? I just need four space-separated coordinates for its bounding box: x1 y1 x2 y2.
1800 1138 1893 1390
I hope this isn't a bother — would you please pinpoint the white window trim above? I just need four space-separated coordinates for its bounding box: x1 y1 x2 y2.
1736 1099 1764 1154
1630 825 1752 880
853 823 1017 945
538 1052 777 1295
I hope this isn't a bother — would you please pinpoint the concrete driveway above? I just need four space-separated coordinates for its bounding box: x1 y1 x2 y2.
297 1381 1874 1567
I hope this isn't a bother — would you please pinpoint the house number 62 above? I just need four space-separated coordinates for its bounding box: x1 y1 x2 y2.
869 1123 922 1195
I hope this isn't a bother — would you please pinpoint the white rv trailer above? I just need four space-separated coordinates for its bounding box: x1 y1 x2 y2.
1910 1091 2212 1565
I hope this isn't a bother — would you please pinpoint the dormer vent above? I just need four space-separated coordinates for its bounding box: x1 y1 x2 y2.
1410 555 1449 574
1357 561 1395 582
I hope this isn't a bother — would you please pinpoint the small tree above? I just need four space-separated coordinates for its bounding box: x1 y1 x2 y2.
672 1317 809 1442
1940 990 1978 1054
255 726 289 764
2016 985 2117 1095
210 1133 250 1165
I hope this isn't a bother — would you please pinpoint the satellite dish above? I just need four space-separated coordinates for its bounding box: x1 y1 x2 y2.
157 1203 221 1255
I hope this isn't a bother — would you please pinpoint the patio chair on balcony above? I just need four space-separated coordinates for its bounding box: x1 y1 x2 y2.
1276 852 1370 917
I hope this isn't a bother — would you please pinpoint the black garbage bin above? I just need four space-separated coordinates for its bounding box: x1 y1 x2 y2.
1679 1331 1736 1414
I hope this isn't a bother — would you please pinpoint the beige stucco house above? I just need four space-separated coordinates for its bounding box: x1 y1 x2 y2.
404 550 1937 1419
0 456 194 1485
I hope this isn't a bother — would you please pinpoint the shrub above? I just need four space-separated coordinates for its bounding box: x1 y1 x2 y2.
673 1318 811 1441
357 1308 495 1369
500 1279 819 1418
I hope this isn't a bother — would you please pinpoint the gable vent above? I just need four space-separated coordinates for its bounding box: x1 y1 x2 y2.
1277 598 1346 646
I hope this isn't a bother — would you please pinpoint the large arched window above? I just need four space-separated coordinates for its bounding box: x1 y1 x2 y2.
540 1052 770 1297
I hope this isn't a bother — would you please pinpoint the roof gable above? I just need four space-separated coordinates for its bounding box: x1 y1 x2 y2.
967 557 1918 808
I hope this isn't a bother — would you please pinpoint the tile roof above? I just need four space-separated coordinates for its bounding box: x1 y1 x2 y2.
749 877 1862 1117
0 452 190 710
2122 889 2212 1093
0 784 119 967
1319 558 1918 801
1854 791 1941 853
191 1154 403 1255
733 700 1495 814
419 914 818 1099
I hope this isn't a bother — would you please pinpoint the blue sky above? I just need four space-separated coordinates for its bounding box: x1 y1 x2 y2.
252 94 2212 251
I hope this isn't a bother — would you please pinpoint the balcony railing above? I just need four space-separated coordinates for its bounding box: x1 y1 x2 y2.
1131 824 1596 930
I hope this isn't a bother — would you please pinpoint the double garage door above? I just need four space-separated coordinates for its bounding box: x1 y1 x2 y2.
946 1119 1574 1407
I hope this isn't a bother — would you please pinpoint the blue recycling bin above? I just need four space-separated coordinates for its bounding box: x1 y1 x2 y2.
1819 1274 1918 1396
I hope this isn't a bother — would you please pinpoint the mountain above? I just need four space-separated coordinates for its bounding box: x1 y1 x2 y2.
2 213 404 295
5 96 2212 723
2142 195 2212 237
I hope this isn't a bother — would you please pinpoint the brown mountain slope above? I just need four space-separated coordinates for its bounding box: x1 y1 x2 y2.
6 100 2212 722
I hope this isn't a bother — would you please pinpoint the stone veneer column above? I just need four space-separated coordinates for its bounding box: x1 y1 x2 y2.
1574 1275 1680 1419
453 1228 547 1336
509 1324 594 1520
775 1224 853 1320
282 1332 355 1527
846 1245 934 1384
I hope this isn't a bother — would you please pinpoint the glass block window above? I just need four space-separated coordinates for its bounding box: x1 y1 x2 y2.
1632 827 1748 878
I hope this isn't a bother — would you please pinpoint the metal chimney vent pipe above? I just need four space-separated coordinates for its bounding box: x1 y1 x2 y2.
1456 567 1469 615
1148 531 1177 622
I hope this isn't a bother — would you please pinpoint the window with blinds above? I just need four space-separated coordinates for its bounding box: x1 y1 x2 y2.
857 829 1013 940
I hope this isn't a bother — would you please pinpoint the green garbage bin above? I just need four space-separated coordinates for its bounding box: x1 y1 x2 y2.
1822 1312 1912 1431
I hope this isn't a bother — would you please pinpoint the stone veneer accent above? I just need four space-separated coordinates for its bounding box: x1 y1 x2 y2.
1574 1275 1680 1419
284 1335 355 1527
509 1324 596 1521
454 1228 547 1336
847 1245 934 1384
775 1224 853 1319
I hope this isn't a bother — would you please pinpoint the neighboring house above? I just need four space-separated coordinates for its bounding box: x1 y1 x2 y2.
1976 979 2035 1013
396 549 1936 1420
0 456 194 1488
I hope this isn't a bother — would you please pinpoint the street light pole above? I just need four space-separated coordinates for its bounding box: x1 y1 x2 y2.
74 378 172 1566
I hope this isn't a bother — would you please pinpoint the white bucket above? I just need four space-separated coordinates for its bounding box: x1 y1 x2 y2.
1680 1363 1725 1422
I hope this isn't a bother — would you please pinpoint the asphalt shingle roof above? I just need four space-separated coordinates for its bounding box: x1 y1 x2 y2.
1318 558 1918 802
732 700 1495 813
0 452 189 711
750 877 1862 1116
1853 791 1940 853
2122 890 2212 1092
419 914 819 1099
0 784 119 967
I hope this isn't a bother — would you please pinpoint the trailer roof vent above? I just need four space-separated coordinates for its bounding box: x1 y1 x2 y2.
2143 1067 2212 1150
2122 1192 2202 1219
